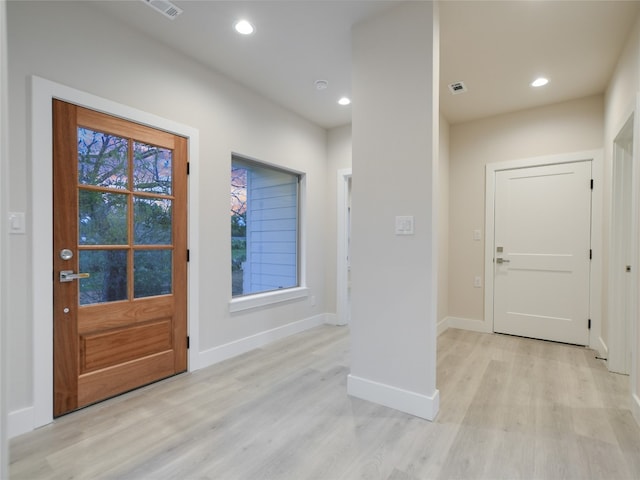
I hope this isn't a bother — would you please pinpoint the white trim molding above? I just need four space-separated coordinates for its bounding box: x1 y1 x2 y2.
632 94 640 428
324 313 339 326
336 168 352 326
447 316 492 334
347 374 440 421
7 407 33 439
229 287 309 313
437 317 449 336
436 316 492 336
198 314 325 368
29 76 200 434
608 113 635 375
598 337 609 361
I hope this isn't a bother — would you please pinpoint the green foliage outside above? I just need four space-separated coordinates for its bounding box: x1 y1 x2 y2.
77 128 173 304
231 213 246 272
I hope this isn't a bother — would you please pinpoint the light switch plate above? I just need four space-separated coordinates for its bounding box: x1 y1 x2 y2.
395 215 414 235
8 212 26 235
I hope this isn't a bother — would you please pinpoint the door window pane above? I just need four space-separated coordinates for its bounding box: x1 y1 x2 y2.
134 197 172 245
78 128 128 189
79 250 128 305
133 142 172 195
134 250 172 298
79 190 128 245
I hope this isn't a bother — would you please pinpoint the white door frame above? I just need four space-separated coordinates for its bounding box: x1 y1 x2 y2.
336 168 352 326
29 76 200 432
609 114 635 374
630 96 640 425
484 150 604 355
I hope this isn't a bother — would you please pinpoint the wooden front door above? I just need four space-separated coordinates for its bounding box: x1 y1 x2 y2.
53 100 188 417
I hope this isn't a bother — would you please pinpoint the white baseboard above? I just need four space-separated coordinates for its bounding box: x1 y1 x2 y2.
325 313 345 326
8 406 34 439
598 336 608 361
437 317 449 336
198 314 327 369
447 316 492 333
633 393 640 427
347 374 439 421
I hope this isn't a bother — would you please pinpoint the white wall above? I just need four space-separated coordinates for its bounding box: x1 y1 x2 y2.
448 95 604 328
349 1 439 419
438 113 450 331
7 1 328 433
0 0 8 474
605 14 640 423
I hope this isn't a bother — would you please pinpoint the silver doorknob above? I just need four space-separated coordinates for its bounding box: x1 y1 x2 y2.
496 258 510 264
59 270 90 282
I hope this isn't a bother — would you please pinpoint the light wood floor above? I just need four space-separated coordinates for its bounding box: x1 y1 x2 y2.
10 326 640 479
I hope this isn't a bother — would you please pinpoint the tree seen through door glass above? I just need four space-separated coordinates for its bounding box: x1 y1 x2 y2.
134 197 172 244
79 250 127 305
76 127 175 305
134 250 172 298
133 141 172 195
79 190 128 245
78 128 128 189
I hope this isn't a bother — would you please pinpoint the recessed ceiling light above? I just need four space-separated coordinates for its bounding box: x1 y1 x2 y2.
531 77 549 87
338 97 351 106
235 20 254 35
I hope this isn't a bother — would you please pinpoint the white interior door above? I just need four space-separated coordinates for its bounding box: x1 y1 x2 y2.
336 169 352 326
609 117 634 374
493 161 592 345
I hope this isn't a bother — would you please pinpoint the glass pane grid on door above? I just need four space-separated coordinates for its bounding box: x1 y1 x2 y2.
77 127 174 305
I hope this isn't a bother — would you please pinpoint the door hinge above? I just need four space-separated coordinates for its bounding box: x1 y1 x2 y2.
588 319 591 330
589 249 592 260
187 336 190 349
187 249 190 262
590 179 594 190
187 162 190 175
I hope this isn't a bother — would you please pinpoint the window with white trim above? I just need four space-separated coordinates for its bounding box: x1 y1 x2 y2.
231 155 300 297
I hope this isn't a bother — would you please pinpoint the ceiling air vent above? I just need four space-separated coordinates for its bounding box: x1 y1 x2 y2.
448 81 468 95
141 0 183 20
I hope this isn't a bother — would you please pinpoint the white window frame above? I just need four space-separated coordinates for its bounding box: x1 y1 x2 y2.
229 154 308 312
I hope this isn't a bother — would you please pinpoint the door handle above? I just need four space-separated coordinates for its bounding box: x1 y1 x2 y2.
60 270 90 282
496 258 510 264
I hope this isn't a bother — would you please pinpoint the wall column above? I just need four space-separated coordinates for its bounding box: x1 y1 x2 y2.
348 1 440 420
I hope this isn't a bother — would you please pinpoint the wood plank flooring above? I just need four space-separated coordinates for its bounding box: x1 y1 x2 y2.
10 326 640 479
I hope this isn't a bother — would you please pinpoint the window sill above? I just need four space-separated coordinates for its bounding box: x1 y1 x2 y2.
229 287 310 313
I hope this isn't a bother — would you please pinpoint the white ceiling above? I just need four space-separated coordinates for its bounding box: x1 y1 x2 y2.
93 0 640 128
